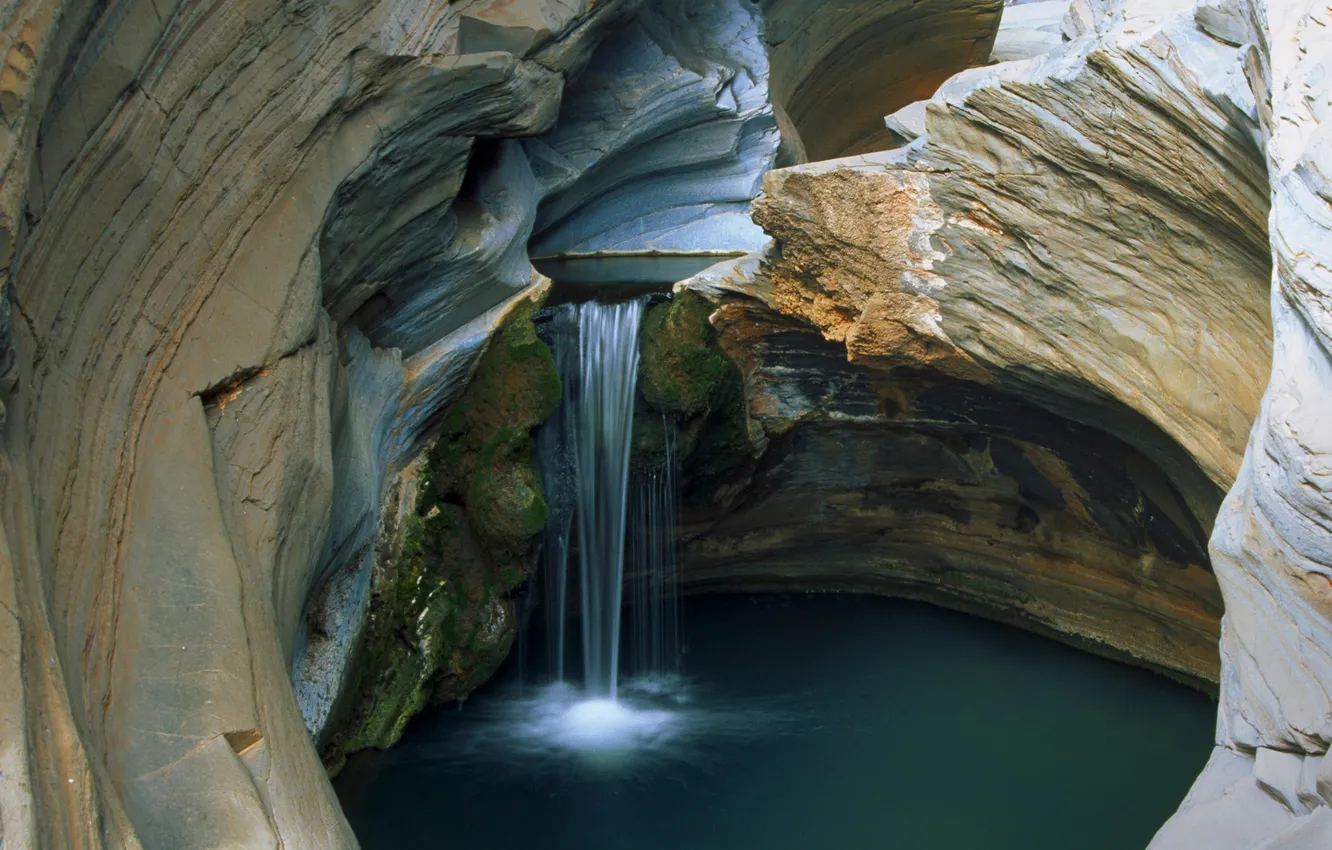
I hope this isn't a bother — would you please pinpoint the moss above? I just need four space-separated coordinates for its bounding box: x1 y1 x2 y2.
325 298 558 770
640 291 735 417
637 291 754 507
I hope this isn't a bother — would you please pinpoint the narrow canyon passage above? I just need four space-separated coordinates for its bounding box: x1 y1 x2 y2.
4 0 1332 848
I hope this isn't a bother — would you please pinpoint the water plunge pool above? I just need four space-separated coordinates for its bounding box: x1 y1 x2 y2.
335 593 1214 849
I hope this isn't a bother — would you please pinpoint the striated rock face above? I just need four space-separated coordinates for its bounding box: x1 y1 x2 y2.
1148 1 1332 847
0 0 812 842
0 1 645 846
673 0 1332 845
675 260 1225 687
527 0 780 258
2 0 1332 846
662 0 1274 693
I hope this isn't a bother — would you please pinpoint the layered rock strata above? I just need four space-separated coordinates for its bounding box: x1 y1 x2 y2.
0 2 642 847
527 0 780 257
1 0 1331 847
1149 1 1332 846
673 262 1225 687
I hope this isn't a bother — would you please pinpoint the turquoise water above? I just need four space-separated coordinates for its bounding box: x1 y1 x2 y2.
335 594 1214 850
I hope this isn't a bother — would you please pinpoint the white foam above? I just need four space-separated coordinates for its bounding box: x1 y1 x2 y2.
555 699 677 752
394 676 800 776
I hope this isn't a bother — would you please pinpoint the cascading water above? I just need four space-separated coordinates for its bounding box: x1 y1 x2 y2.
534 297 681 703
535 306 578 682
630 417 681 679
574 299 645 699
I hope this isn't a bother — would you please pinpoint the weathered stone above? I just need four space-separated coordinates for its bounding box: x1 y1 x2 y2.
0 1 637 845
672 279 1224 685
321 292 560 770
528 0 779 257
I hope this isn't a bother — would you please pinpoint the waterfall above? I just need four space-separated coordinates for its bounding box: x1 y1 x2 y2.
574 300 645 699
535 306 578 682
630 418 681 679
535 297 681 702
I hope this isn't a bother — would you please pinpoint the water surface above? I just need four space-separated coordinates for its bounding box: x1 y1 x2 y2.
336 594 1214 850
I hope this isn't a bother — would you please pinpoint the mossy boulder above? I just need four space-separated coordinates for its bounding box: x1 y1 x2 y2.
324 298 560 771
640 290 735 417
637 291 753 507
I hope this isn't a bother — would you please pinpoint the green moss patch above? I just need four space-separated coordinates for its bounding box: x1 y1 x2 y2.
324 299 560 771
637 291 753 507
641 291 734 416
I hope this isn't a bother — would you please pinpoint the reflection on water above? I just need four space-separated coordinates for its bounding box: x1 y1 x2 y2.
337 594 1216 850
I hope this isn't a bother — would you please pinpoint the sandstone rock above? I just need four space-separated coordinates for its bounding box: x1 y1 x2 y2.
1150 1 1332 846
750 5 1272 524
989 1 1071 63
674 273 1225 685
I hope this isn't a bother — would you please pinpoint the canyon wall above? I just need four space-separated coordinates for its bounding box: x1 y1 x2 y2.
673 1 1332 846
0 0 1329 847
0 0 792 843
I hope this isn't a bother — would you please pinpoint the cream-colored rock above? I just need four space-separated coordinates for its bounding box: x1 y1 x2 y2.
750 5 1272 526
1152 1 1332 847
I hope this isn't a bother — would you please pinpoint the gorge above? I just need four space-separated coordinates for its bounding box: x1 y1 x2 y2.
1 0 1330 848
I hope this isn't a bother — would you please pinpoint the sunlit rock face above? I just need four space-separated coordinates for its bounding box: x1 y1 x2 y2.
660 0 1273 691
674 0 1332 845
1149 1 1332 847
750 23 1272 514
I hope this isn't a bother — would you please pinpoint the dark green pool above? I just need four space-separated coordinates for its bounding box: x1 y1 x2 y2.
335 594 1214 850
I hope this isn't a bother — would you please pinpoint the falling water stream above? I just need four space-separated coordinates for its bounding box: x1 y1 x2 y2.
530 298 681 710
574 299 646 698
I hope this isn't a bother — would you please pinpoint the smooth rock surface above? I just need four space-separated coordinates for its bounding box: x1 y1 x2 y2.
1150 0 1332 846
527 0 780 257
761 0 1005 159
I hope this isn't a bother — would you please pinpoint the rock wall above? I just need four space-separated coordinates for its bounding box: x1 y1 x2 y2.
527 0 779 257
664 0 1273 693
676 1 1332 845
674 260 1225 687
0 0 806 842
0 1 645 846
1149 1 1332 846
760 0 1005 159
1 0 1332 846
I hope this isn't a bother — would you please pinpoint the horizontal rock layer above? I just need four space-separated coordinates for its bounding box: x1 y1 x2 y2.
676 265 1223 687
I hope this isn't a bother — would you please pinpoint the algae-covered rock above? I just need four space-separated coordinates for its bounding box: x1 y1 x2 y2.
324 299 560 769
638 291 754 507
641 291 736 417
